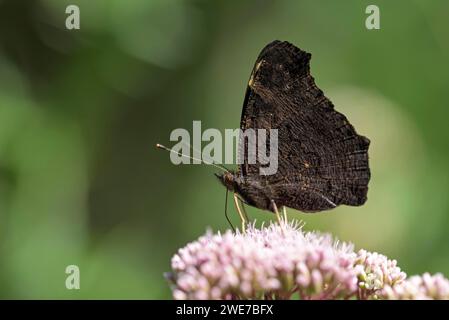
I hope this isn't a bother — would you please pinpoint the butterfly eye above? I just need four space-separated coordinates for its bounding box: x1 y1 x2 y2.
224 173 233 183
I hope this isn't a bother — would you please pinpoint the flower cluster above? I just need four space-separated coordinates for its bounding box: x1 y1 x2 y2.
166 221 448 300
354 250 406 299
380 273 449 300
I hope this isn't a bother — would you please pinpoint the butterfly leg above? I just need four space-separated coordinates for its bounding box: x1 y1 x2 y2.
282 206 288 223
233 193 247 232
239 199 250 223
224 189 235 232
270 200 285 233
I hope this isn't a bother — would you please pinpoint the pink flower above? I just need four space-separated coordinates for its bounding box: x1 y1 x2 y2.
166 220 449 300
168 221 357 299
381 273 449 300
355 249 406 299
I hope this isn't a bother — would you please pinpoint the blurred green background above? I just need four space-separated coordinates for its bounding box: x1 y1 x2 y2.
0 0 448 299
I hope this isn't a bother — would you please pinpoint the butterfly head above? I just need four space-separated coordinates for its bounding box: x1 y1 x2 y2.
215 171 239 192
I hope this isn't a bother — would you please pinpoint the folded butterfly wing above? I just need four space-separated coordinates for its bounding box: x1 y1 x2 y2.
237 41 370 212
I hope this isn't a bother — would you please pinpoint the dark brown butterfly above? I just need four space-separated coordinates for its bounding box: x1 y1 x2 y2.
216 40 370 217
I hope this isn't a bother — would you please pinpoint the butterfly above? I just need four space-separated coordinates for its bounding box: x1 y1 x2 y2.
215 40 370 226
158 40 370 230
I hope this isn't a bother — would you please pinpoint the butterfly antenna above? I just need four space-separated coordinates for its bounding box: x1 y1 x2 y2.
180 142 231 173
224 189 235 232
156 144 229 173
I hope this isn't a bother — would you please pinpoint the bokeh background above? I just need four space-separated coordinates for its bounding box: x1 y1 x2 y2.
0 0 448 299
